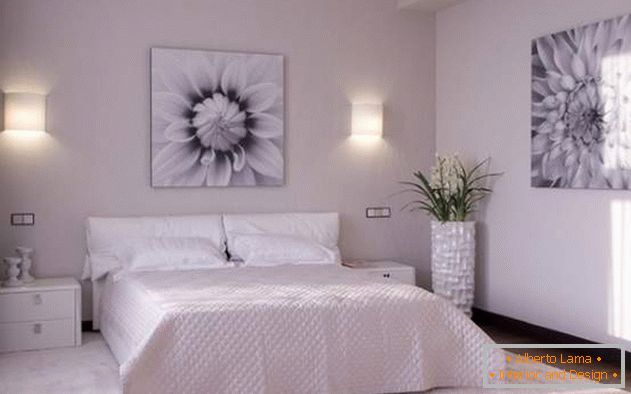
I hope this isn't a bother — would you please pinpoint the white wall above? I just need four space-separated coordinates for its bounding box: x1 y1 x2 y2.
0 0 436 319
437 0 631 350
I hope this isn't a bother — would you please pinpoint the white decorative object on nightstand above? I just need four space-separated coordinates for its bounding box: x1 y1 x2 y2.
345 261 415 285
3 257 22 287
0 277 81 353
16 246 35 283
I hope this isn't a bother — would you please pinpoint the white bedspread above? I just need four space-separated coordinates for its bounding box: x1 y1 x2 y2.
100 265 502 394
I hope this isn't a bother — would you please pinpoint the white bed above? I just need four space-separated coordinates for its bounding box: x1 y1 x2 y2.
87 213 503 393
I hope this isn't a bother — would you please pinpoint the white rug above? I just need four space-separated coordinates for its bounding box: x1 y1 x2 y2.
0 333 623 394
0 333 120 394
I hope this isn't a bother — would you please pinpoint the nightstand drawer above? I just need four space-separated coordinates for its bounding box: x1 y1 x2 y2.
0 290 75 323
368 270 415 285
0 319 75 352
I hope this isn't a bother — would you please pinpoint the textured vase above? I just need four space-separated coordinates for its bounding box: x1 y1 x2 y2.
431 221 475 316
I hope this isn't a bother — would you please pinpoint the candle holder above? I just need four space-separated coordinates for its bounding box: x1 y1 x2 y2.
3 257 22 287
16 247 34 283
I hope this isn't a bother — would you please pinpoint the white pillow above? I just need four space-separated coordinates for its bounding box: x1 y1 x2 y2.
85 215 226 280
116 237 229 272
223 212 341 262
85 254 120 281
232 233 339 267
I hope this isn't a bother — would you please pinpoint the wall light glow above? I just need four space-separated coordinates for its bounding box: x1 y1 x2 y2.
3 92 47 134
351 103 383 137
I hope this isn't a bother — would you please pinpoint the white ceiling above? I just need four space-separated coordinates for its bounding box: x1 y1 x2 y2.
397 0 467 13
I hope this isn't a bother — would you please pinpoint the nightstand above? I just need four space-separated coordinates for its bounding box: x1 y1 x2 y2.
0 277 81 353
345 261 416 286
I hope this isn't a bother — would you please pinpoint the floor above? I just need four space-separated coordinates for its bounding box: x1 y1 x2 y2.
0 333 120 394
0 325 627 394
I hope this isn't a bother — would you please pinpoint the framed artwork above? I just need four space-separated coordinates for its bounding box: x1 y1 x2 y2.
532 14 631 189
151 48 284 187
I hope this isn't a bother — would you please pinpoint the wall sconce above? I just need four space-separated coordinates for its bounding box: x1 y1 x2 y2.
3 92 47 134
351 103 383 137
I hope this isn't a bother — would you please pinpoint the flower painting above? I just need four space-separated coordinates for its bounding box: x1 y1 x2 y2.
532 14 631 189
151 48 284 187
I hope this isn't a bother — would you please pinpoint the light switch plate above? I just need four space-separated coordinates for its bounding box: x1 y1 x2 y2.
22 213 34 225
10 213 35 226
366 207 391 219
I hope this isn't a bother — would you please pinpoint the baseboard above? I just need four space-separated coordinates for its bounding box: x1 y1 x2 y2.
472 308 591 344
472 308 630 365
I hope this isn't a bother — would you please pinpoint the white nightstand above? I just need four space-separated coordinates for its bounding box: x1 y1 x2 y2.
345 261 416 286
0 277 81 353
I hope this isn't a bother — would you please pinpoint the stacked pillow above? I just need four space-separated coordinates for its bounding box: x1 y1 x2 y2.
223 213 340 266
116 237 227 272
84 215 228 281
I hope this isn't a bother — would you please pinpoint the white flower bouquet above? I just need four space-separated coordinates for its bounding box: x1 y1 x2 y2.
402 154 500 222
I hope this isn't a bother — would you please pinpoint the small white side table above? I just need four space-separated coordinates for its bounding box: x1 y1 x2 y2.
345 261 416 286
0 277 81 353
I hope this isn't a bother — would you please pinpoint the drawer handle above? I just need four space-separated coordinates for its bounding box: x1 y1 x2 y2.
33 323 42 335
383 273 391 278
33 294 42 305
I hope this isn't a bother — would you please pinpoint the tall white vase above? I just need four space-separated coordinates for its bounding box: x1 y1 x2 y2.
431 221 476 316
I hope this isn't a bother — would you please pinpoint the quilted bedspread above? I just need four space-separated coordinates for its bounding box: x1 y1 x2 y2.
100 265 502 394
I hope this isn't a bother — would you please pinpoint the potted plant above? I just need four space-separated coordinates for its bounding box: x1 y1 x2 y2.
402 154 500 316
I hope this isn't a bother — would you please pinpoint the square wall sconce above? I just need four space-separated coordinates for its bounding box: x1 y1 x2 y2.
351 103 383 137
3 92 47 133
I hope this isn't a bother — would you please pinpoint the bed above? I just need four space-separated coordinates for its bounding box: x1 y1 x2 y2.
85 213 503 393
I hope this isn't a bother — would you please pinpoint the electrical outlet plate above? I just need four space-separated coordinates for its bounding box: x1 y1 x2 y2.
366 207 391 219
10 213 35 226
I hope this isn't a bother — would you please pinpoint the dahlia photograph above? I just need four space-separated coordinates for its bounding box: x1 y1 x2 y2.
151 48 284 187
532 14 631 189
